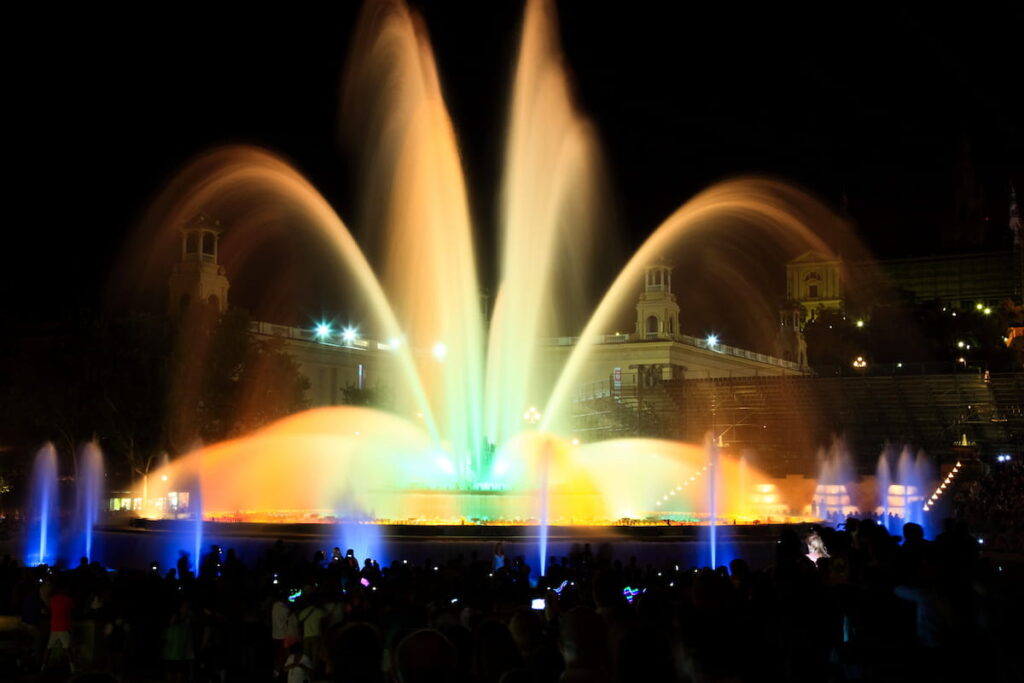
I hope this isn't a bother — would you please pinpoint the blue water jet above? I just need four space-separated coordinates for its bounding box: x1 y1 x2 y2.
26 443 59 566
334 488 385 566
707 437 718 569
192 490 203 574
74 442 105 563
537 439 551 577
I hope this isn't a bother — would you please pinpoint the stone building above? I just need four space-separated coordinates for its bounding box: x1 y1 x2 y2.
168 223 807 446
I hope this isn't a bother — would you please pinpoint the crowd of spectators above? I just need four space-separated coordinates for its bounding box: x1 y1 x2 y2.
953 459 1024 552
0 516 1019 682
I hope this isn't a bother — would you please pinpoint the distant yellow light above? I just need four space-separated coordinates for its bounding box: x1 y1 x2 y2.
161 475 168 482
856 320 865 328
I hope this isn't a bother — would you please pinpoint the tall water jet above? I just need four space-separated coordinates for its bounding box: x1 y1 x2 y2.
813 440 857 520
537 439 552 577
487 0 606 452
889 447 930 535
75 442 105 563
335 488 384 565
191 468 203 575
27 443 59 566
342 0 485 478
913 450 934 536
876 449 893 532
707 436 719 568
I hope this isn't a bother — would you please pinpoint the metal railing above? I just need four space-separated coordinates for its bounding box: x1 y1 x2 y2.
542 333 801 371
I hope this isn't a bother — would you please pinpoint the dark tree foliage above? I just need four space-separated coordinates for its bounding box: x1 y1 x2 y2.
0 306 308 486
164 306 309 452
0 311 173 484
803 299 1016 372
339 382 389 409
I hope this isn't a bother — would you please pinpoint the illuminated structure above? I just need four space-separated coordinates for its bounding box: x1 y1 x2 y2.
168 219 396 406
168 213 230 314
634 262 681 340
132 0 836 534
170 241 807 416
786 250 844 322
786 248 1021 318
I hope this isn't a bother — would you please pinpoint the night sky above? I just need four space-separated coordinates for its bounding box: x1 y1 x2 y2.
7 1 1022 327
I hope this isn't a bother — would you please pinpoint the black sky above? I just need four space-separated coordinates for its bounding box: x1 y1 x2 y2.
6 1 1022 325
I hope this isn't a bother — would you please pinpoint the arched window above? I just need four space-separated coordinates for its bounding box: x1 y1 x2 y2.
668 318 674 334
646 315 659 337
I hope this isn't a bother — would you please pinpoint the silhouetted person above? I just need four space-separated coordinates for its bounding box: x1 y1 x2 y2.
393 629 458 683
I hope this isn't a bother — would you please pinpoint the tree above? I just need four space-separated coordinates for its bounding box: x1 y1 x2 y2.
0 306 309 485
340 383 390 409
166 306 309 449
0 311 172 483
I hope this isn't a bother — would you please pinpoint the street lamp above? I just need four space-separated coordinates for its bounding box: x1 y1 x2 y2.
523 406 541 425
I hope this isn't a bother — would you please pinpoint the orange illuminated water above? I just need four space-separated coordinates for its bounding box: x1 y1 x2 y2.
131 0 838 526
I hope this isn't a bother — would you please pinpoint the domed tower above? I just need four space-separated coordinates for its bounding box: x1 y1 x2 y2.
634 262 681 340
167 213 230 314
773 301 808 368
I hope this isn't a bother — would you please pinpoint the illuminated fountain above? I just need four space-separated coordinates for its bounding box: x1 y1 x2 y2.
25 442 110 566
122 0 841 570
811 441 859 519
877 446 933 535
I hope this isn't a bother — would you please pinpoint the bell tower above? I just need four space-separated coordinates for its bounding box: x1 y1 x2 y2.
168 213 230 314
634 262 681 340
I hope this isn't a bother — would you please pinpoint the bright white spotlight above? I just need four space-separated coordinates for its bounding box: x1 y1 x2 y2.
432 342 447 360
389 337 401 349
315 323 332 340
342 327 357 344
706 334 718 348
